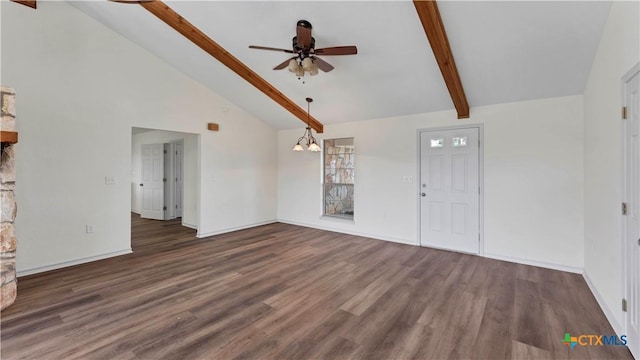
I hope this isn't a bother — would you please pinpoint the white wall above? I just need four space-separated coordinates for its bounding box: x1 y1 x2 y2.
131 129 199 228
278 95 585 271
1 1 277 275
583 0 640 333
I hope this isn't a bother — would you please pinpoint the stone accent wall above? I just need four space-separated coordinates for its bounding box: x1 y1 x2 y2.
1 87 17 311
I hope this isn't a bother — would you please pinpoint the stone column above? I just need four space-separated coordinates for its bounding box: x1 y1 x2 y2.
1 87 17 311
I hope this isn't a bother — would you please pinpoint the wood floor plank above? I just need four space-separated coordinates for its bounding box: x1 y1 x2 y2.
514 278 553 351
271 309 356 359
339 264 408 316
511 340 552 360
0 214 634 360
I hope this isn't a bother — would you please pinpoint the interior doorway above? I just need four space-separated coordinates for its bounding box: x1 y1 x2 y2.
131 127 199 230
418 126 482 254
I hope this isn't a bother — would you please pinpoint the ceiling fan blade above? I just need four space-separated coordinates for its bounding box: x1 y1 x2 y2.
296 24 313 49
312 57 334 72
314 46 358 56
249 45 295 54
109 0 154 3
274 57 296 70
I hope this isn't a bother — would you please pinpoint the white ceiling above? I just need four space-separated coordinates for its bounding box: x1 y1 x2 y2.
69 1 611 130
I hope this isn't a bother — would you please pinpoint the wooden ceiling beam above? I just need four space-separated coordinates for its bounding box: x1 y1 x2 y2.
137 1 323 133
413 0 469 119
10 1 37 9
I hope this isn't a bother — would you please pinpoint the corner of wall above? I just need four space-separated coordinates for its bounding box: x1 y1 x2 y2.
582 269 624 336
582 0 639 337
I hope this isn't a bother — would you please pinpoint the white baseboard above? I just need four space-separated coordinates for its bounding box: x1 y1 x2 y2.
277 219 418 247
182 222 198 230
482 252 583 274
582 270 624 337
131 209 141 215
196 220 277 238
17 248 133 277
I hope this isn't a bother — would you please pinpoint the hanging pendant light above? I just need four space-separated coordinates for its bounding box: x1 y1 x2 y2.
292 98 321 152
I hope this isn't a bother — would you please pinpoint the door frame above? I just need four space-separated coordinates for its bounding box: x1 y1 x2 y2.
621 62 639 350
416 124 484 255
130 127 200 232
162 140 185 220
174 140 184 218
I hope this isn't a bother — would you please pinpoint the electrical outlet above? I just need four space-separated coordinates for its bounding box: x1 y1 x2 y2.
86 225 95 234
105 176 116 185
402 176 413 183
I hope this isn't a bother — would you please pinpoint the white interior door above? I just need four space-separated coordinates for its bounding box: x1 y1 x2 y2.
623 65 639 359
175 142 184 218
141 143 165 220
420 127 480 254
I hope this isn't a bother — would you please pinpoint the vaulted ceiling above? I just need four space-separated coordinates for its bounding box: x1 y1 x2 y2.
69 1 611 130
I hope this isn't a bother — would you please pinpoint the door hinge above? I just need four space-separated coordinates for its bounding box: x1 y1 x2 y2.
163 178 167 183
164 149 167 154
163 206 167 211
622 202 628 215
622 298 627 312
622 106 628 119
176 205 178 209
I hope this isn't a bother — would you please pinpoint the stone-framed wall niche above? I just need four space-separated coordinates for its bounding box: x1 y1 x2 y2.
1 86 18 311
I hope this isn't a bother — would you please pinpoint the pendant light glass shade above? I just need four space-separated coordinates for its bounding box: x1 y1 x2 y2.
292 143 304 151
308 140 321 152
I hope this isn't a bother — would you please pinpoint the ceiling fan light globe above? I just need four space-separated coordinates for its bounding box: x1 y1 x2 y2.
302 57 313 71
295 65 304 77
310 63 319 76
288 59 298 73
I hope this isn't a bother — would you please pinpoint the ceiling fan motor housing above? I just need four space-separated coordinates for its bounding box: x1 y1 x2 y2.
296 20 312 30
292 36 316 54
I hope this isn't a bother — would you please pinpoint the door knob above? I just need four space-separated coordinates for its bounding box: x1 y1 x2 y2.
421 193 426 197
139 183 144 187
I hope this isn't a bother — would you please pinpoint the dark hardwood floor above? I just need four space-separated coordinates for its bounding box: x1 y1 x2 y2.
0 214 633 359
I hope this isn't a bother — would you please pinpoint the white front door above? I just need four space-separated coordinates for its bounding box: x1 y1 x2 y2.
623 65 640 359
141 143 165 220
420 127 480 254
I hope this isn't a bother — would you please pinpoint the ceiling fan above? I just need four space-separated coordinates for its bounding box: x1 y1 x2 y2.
249 20 357 76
